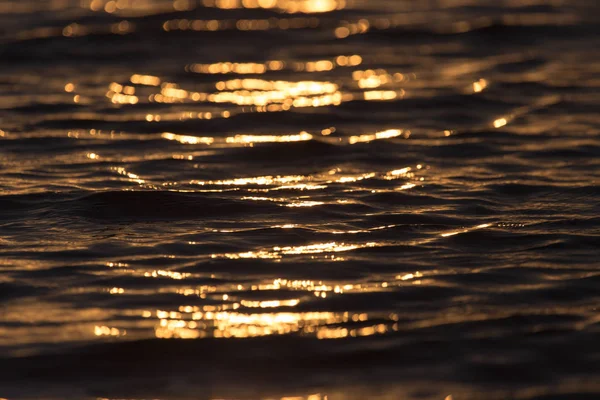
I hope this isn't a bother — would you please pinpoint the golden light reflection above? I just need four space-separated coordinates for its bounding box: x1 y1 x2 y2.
110 58 371 111
130 73 160 86
334 18 370 38
303 60 334 72
493 118 508 128
280 395 326 400
190 62 268 74
275 242 375 254
353 69 404 88
188 55 360 75
226 132 312 144
334 172 376 183
240 299 300 308
441 223 492 238
490 96 559 130
106 82 138 104
111 166 145 184
143 270 190 280
94 325 125 336
472 78 488 93
214 241 377 259
397 272 423 281
384 167 412 178
157 311 338 339
329 224 396 235
363 90 401 101
201 0 345 13
265 278 404 294
161 132 215 145
187 163 418 193
205 79 341 107
218 79 337 94
106 262 128 268
348 129 403 144
241 196 324 207
285 200 324 207
266 184 325 191
194 175 305 186
317 323 388 339
152 301 402 340
336 54 362 66
397 183 416 190
357 75 389 89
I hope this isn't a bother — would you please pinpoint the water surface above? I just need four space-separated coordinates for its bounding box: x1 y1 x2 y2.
1 0 599 399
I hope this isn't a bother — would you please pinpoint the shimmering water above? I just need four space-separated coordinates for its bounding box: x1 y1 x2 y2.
1 0 599 399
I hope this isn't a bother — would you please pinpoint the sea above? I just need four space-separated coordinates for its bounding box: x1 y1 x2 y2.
0 0 599 399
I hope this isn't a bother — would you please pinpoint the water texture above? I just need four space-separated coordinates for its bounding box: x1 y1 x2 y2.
0 0 599 398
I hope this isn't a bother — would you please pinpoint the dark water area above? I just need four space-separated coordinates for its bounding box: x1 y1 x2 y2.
1 0 599 399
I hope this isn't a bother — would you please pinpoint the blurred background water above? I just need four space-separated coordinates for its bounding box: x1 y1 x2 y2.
0 0 599 399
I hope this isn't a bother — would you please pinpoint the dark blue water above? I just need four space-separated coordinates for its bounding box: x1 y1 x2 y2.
1 0 599 399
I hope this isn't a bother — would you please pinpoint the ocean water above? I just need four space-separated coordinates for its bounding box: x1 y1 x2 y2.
1 0 599 398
